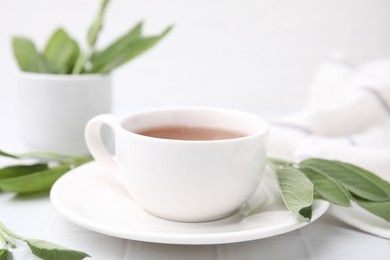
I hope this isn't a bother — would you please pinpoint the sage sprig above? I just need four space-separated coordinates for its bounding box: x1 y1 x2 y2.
0 222 89 260
12 0 172 75
0 150 92 194
268 158 390 222
273 166 313 221
0 248 12 260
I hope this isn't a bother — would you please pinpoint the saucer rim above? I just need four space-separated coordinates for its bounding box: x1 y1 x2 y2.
50 162 330 245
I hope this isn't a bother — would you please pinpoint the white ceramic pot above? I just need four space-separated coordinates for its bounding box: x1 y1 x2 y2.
17 73 111 155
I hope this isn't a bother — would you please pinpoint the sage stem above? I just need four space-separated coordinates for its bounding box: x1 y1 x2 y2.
0 222 27 242
0 231 8 248
72 0 110 74
0 224 16 248
72 48 94 74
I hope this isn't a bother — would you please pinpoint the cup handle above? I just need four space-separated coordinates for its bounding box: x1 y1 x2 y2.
85 114 120 181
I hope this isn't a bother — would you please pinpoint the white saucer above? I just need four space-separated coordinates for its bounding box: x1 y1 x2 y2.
50 162 329 245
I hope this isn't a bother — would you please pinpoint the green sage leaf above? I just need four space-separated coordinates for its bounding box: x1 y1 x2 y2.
274 167 314 221
0 249 13 260
300 159 390 202
90 26 173 73
339 162 390 197
0 151 18 159
43 28 80 74
267 157 295 168
87 0 111 47
352 195 390 222
12 37 47 73
300 167 351 207
0 164 48 180
0 165 71 193
89 21 143 72
18 151 92 165
27 239 90 260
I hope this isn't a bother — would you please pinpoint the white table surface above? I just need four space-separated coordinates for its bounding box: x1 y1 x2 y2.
1 105 389 260
1 1 390 259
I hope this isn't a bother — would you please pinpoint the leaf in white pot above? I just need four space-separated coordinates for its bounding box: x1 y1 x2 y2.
89 22 143 72
12 37 47 73
87 0 110 47
43 28 80 74
89 26 173 73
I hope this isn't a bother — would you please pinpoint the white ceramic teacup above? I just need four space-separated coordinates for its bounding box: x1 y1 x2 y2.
85 107 268 222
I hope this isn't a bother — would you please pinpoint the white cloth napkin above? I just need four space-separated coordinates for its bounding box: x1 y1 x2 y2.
267 54 390 239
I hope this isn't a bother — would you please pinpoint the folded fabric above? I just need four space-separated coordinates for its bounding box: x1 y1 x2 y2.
267 55 390 239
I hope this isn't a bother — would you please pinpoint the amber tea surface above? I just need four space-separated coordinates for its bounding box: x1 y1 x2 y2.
136 126 246 141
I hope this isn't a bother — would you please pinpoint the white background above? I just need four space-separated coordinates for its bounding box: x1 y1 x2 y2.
1 0 390 119
1 1 390 259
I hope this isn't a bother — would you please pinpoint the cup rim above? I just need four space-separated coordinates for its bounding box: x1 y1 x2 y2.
16 71 111 81
118 107 269 144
